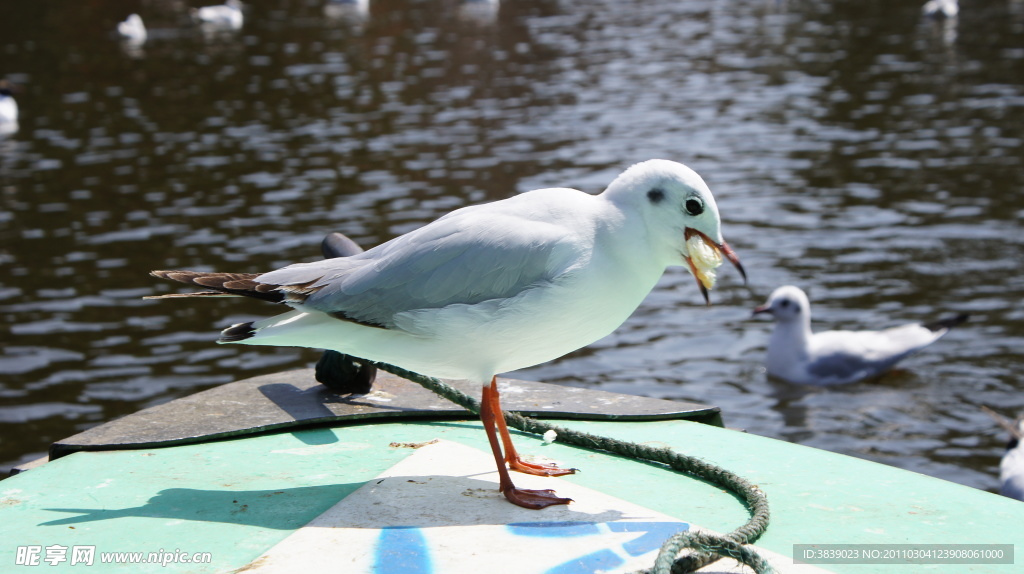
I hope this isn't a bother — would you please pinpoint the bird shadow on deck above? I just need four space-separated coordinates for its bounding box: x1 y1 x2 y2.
39 483 362 530
38 475 625 530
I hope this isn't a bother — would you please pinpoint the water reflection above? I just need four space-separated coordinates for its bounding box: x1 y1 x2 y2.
0 0 1022 499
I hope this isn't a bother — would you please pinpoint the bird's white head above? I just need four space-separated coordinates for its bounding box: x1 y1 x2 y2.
753 285 811 323
603 159 745 304
0 80 18 129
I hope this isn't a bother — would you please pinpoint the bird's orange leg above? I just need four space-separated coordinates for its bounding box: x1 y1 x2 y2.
480 380 572 509
489 377 577 477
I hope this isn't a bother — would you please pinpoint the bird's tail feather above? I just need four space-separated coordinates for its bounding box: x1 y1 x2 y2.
146 270 283 303
145 291 238 299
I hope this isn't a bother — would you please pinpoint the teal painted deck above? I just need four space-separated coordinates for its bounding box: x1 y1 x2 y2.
1 416 1020 572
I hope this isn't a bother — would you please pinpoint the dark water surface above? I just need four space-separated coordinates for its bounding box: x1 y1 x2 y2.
1 0 1022 496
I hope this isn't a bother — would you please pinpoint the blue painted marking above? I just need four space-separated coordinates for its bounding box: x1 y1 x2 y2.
607 522 689 556
507 522 602 537
546 549 624 574
374 526 431 574
506 521 690 573
371 521 689 574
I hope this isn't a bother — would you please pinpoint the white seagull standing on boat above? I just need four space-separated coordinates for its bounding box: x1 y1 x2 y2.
117 14 148 43
0 81 18 135
192 0 244 29
982 407 1024 501
753 285 967 386
148 159 745 509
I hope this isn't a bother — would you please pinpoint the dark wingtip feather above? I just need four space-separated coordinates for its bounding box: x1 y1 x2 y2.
321 232 365 259
924 313 969 332
219 322 256 343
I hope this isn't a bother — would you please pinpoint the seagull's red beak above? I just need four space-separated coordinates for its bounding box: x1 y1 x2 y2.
684 228 746 306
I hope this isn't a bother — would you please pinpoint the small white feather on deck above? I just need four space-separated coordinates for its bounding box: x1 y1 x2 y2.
236 440 831 574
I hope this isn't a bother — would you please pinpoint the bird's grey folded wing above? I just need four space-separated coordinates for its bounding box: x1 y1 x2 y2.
809 327 929 382
877 323 946 352
806 330 895 381
256 215 578 329
805 350 874 382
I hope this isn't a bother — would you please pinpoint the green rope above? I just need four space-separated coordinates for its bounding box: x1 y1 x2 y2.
368 361 776 574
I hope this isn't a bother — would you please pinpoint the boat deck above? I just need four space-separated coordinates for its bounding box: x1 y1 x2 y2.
1 370 1019 573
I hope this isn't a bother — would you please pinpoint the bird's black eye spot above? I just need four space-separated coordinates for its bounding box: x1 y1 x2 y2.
779 300 790 308
684 197 704 216
647 188 665 204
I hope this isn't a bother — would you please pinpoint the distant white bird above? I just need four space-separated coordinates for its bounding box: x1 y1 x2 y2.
324 0 369 22
753 285 967 385
458 0 499 23
117 14 147 43
923 0 958 18
982 406 1024 501
193 0 244 29
148 159 745 509
0 82 18 135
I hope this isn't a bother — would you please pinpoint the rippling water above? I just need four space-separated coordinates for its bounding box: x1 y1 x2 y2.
1 0 1022 495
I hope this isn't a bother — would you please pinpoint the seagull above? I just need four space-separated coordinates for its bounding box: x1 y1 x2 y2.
0 81 18 135
458 0 500 23
117 14 148 43
192 0 244 29
982 406 1024 501
324 0 369 22
922 0 958 18
753 285 967 386
147 159 745 509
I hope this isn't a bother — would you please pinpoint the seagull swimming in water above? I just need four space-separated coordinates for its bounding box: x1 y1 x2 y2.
148 159 745 509
922 0 958 18
192 0 244 29
0 81 18 135
117 14 147 43
753 285 967 386
982 406 1024 501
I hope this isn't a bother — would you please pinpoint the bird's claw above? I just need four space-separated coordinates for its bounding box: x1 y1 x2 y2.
502 486 573 509
508 455 578 477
